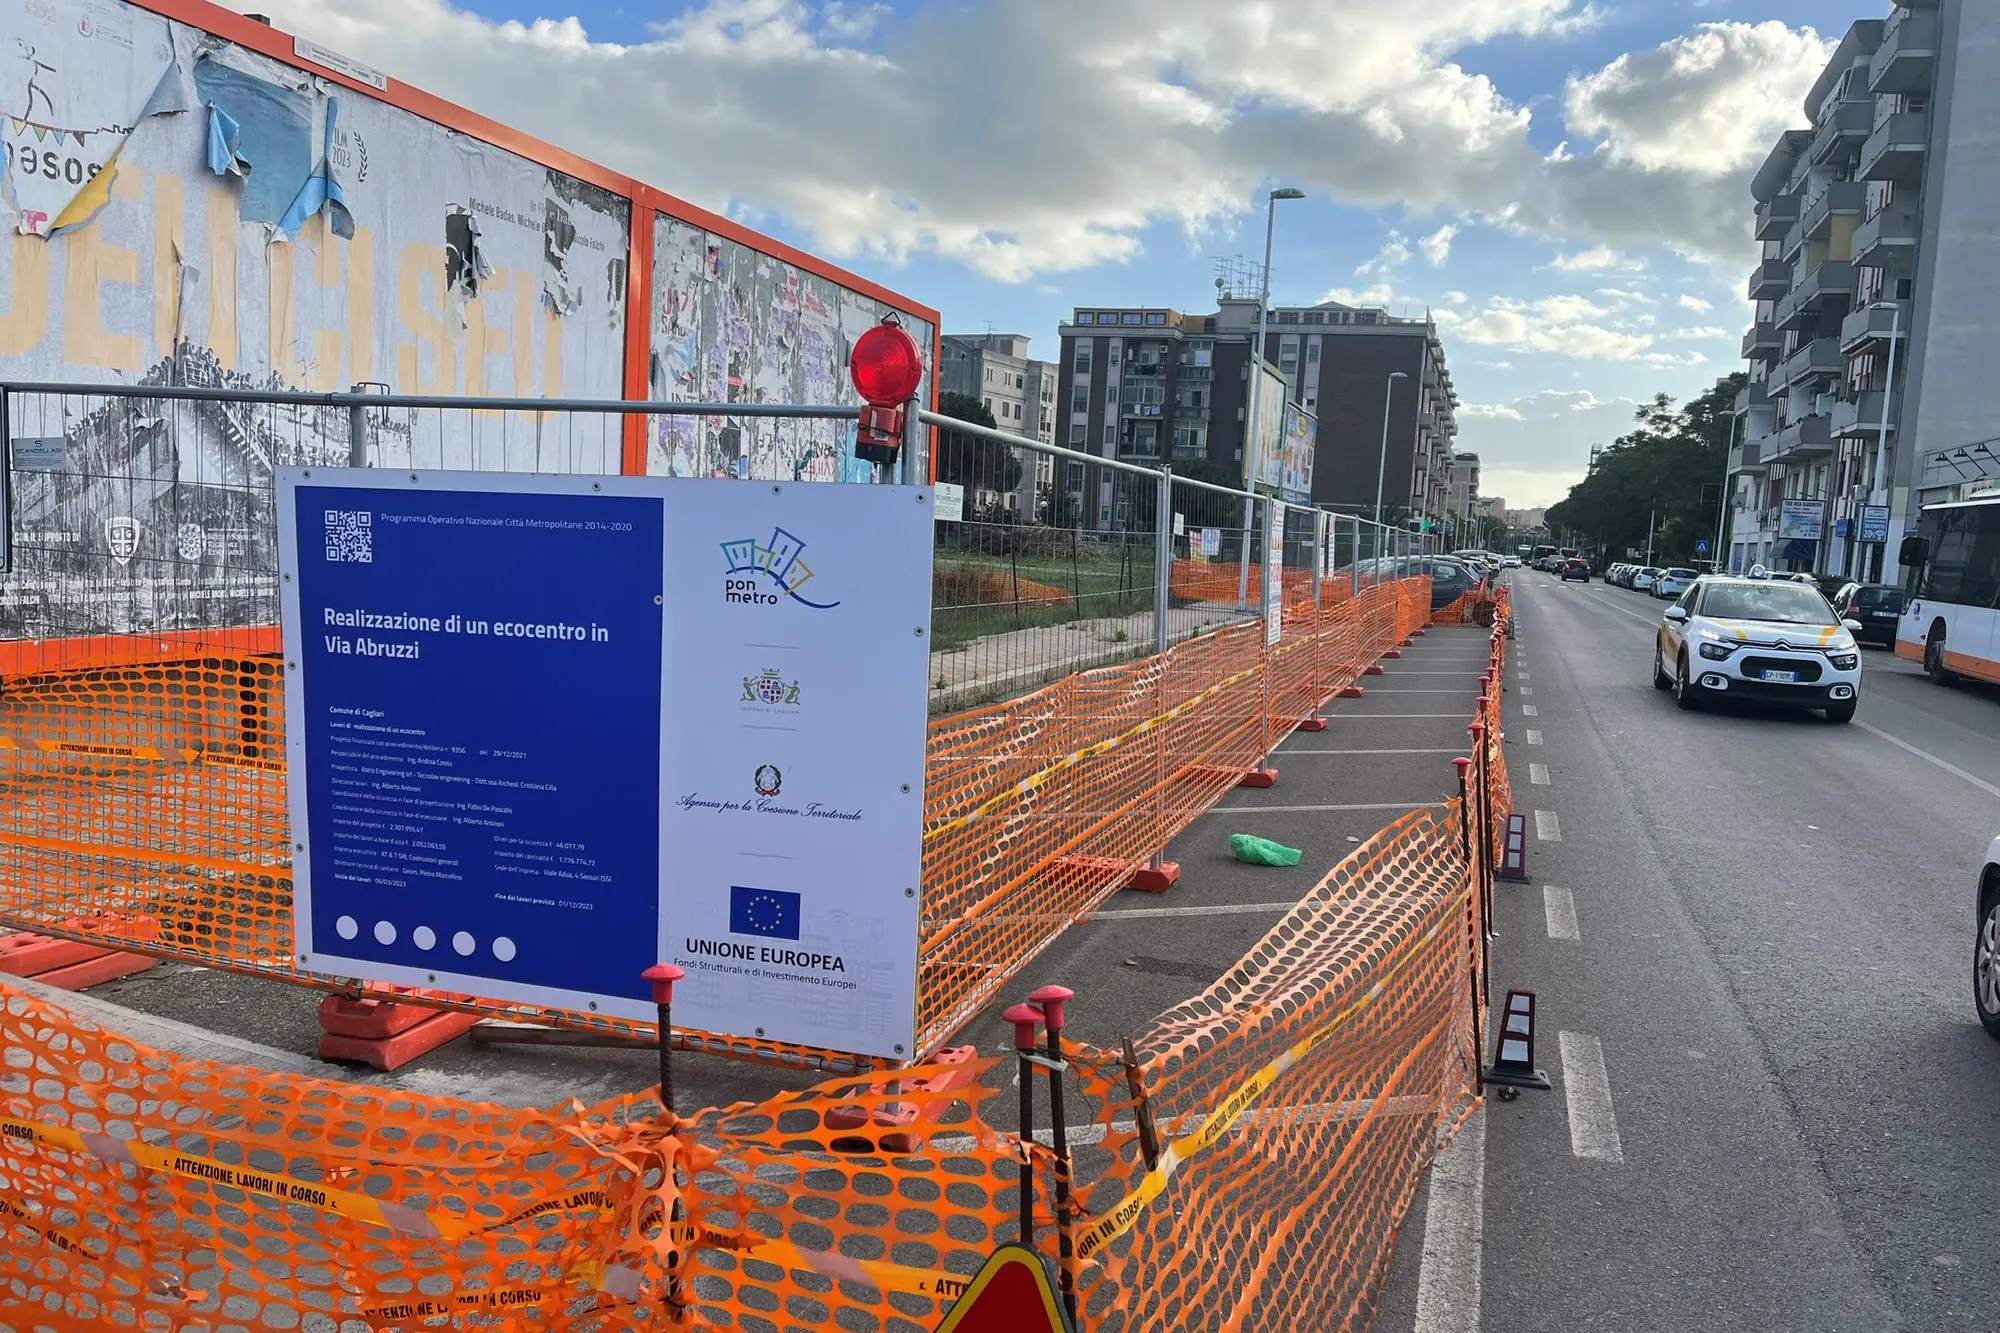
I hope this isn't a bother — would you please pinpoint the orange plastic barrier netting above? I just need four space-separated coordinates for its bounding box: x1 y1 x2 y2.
0 569 1433 1066
1 614 1514 1333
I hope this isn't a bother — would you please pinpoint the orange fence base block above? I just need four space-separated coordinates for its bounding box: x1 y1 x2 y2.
826 1045 980 1153
1236 768 1280 789
1338 685 1367 698
1046 854 1178 894
0 931 156 990
317 1011 481 1072
1412 628 1427 636
317 995 448 1041
1364 664 1386 676
1383 649 1404 659
1291 717 1328 733
1127 861 1181 894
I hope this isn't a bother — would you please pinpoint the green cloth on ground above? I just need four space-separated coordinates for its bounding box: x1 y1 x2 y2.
1230 834 1302 867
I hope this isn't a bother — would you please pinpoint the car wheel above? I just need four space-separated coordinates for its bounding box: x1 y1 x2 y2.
1925 624 1957 686
1652 642 1672 690
1977 885 2000 1040
1674 652 1701 710
1824 700 1856 724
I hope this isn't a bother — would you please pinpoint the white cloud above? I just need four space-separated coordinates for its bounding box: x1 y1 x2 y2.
226 0 1832 281
1664 325 1729 340
1357 231 1414 276
1456 389 1648 505
1319 282 1401 308
1564 21 1834 176
1420 223 1460 266
1677 294 1714 312
1550 246 1645 273
1435 294 1652 361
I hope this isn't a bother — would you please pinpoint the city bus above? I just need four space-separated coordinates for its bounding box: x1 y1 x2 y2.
1898 494 2000 685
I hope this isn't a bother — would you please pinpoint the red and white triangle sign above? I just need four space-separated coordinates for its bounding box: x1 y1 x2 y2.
931 1245 1075 1333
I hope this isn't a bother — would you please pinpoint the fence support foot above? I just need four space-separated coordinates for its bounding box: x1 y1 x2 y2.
1127 861 1181 893
1236 768 1280 789
1292 717 1328 732
1365 664 1386 675
1338 685 1367 698
316 999 481 1072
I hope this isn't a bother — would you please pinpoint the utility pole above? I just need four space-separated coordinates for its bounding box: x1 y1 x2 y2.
1646 503 1657 568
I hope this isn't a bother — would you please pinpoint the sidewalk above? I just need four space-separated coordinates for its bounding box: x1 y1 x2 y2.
928 600 1252 713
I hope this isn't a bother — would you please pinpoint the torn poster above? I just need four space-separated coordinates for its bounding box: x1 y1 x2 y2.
190 54 310 226
3 0 181 236
275 96 352 239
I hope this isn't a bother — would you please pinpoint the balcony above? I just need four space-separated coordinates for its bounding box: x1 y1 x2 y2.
1786 181 1866 256
1833 390 1899 439
1735 381 1773 416
1768 414 1834 459
1731 440 1767 474
1748 258 1792 302
1840 300 1910 352
1807 100 1875 166
1756 191 1802 242
1774 260 1854 330
1742 322 1782 360
1861 111 1929 182
1870 7 1938 95
1852 200 1919 266
1780 337 1842 386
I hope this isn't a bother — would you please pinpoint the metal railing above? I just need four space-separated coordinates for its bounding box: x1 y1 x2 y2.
1 382 1444 711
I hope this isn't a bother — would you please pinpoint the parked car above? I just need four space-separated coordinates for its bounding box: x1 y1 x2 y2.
1633 567 1662 594
1654 567 1699 599
1977 832 2000 1040
1653 575 1864 722
1832 583 1906 648
1560 558 1591 583
1501 556 1522 569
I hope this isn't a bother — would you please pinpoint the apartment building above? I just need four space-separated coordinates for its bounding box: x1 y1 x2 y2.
1447 453 1482 538
1733 1 1998 582
939 333 1058 513
1054 299 1458 531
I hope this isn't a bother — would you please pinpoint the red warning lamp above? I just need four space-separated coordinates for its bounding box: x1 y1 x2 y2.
849 315 924 467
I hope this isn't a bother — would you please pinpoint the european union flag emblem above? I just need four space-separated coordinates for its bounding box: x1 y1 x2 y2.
730 885 802 941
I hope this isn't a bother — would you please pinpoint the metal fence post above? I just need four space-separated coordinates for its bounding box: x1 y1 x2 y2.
900 394 924 487
0 386 11 576
1311 509 1324 612
346 385 368 468
1258 496 1276 771
1154 468 1172 656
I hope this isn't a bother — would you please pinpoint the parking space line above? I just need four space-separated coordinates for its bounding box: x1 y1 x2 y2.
1534 810 1561 842
1519 687 1533 697
1412 1111 1486 1333
1281 748 1466 755
1096 901 1296 920
1202 801 1446 816
1543 886 1579 940
1365 689 1472 694
1521 705 1538 717
1525 730 1544 745
1558 1032 1625 1163
1528 763 1550 785
1322 713 1469 720
1855 721 2000 800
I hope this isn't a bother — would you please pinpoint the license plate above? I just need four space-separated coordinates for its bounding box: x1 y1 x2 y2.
1761 670 1798 684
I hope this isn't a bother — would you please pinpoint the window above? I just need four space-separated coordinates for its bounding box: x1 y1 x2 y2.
1070 424 1086 446
1076 312 1094 324
1307 341 1320 364
1075 345 1093 374
1305 311 1325 325
1107 384 1118 406
1122 312 1143 325
1072 388 1089 413
1145 312 1167 325
1278 311 1298 324
1065 461 1085 491
1016 374 1025 389
985 369 993 383
1105 422 1117 446
983 397 992 412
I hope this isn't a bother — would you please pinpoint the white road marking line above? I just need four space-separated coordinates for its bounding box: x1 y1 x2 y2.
1516 672 1529 681
1371 671 1483 675
1529 763 1550 785
1578 590 1658 625
1534 810 1561 842
1202 801 1446 816
1558 1032 1625 1163
1361 689 1471 694
1096 901 1297 920
1543 886 1579 940
1855 721 2000 800
1412 1111 1485 1333
1521 705 1539 717
1323 713 1470 720
1519 687 1533 697
1524 729 1544 745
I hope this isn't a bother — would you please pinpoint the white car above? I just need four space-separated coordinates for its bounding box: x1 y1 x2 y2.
1978 832 2000 1040
1633 568 1661 594
1654 567 1699 599
1652 574 1864 722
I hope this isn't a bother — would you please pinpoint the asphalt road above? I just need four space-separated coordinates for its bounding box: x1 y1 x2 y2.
1374 571 2000 1333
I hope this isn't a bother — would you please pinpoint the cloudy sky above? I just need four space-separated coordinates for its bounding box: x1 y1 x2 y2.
230 0 1861 508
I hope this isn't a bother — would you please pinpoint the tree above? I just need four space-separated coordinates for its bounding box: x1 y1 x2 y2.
1038 481 1080 529
933 392 1023 496
1545 373 1745 565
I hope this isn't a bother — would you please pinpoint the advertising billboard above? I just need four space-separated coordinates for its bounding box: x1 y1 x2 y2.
279 469 935 1057
1274 402 1318 506
1246 364 1288 494
1778 498 1826 541
0 0 936 666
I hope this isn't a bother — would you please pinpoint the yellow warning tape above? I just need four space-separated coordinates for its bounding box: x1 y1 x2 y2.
1072 905 1458 1264
0 1115 471 1240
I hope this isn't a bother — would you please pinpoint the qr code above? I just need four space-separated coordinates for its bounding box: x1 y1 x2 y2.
324 510 373 563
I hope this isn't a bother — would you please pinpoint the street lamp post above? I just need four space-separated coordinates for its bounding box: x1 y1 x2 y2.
1373 371 1409 527
1236 186 1306 611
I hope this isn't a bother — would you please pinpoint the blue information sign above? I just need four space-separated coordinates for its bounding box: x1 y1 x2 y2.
282 473 665 1012
1694 539 1711 556
1859 504 1892 544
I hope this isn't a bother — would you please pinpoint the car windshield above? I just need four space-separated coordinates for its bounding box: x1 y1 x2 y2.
1855 586 1904 610
1699 584 1838 626
1666 568 1697 579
